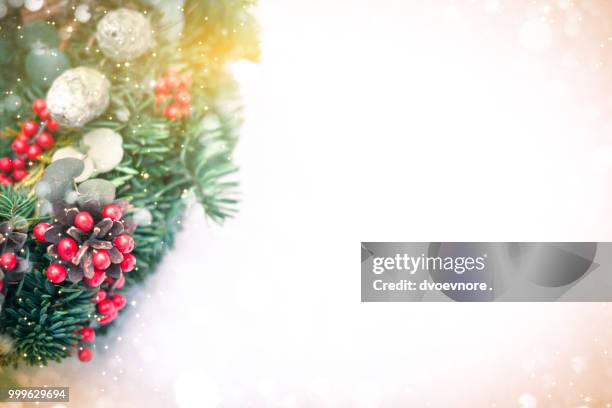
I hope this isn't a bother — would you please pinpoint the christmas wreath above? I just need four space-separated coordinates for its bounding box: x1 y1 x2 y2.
0 0 258 366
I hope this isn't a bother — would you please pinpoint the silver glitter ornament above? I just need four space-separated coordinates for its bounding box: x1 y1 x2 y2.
46 67 110 127
95 8 154 62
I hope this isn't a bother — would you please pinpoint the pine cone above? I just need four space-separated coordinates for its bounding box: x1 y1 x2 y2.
0 221 30 282
0 221 31 312
44 200 133 283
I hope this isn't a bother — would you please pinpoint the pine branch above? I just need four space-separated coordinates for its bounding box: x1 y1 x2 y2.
0 186 37 223
0 271 95 366
181 113 240 222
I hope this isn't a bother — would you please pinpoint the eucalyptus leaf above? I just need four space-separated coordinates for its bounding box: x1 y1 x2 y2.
77 178 116 205
35 158 84 202
81 128 124 173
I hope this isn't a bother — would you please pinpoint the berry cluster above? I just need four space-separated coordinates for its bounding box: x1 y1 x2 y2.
33 200 136 363
155 69 193 121
0 99 59 186
94 281 127 325
76 326 96 362
76 285 127 363
35 202 137 286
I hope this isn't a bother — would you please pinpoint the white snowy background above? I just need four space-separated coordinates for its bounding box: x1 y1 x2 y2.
7 0 612 406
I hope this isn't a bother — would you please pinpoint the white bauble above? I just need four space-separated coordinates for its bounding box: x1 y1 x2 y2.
46 67 110 127
74 4 91 23
24 0 43 12
133 207 153 226
95 8 154 62
52 146 95 182
201 114 221 132
81 128 124 173
3 94 22 112
114 107 130 122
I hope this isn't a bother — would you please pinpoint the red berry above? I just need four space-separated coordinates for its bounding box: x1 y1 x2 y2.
92 250 111 270
33 222 51 241
74 211 94 232
46 263 67 283
46 120 60 131
38 109 51 121
97 299 115 315
166 74 179 90
22 120 38 137
84 270 106 288
179 74 192 88
78 347 92 362
98 311 117 325
13 157 25 169
0 175 12 186
101 204 122 221
111 293 126 310
175 90 191 105
155 78 169 94
57 237 78 261
11 139 27 155
120 253 136 272
0 157 12 173
0 253 17 271
26 144 42 160
93 288 107 303
17 133 29 143
12 169 28 182
113 234 135 254
81 326 95 342
36 132 54 150
32 98 46 114
163 104 180 120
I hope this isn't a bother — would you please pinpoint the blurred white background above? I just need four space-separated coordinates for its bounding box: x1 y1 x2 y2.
12 0 612 406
